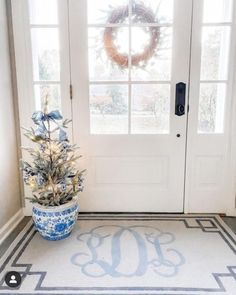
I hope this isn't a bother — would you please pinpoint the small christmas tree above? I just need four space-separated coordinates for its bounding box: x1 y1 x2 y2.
21 99 85 206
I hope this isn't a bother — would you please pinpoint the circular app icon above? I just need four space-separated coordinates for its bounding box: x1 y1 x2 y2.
5 271 21 288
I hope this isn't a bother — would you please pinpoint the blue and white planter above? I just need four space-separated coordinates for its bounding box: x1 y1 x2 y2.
32 197 78 241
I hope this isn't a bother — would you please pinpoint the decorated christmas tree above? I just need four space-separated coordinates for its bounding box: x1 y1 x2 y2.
21 100 85 207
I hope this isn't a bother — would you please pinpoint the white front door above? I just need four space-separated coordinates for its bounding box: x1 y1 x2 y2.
69 0 193 212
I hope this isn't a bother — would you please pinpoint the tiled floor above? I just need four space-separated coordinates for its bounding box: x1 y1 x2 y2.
222 216 236 233
0 217 31 259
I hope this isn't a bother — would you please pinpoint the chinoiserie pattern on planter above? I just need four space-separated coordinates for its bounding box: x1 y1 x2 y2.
32 203 78 241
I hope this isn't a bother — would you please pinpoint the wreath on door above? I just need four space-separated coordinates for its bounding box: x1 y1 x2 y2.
103 3 160 68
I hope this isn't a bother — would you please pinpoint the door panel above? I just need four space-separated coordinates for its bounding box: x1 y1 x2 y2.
69 0 193 212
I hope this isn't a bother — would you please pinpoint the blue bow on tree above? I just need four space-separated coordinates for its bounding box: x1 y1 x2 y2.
32 110 68 142
59 128 68 142
32 110 63 125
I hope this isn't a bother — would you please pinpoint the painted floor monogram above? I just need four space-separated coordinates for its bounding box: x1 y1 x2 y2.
71 225 185 277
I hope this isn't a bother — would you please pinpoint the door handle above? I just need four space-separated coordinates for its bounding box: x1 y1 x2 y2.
175 82 186 116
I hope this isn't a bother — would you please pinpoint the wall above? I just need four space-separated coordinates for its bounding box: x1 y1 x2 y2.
0 0 22 229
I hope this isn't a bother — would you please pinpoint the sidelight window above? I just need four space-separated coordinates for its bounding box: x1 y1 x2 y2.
28 0 61 112
198 0 233 133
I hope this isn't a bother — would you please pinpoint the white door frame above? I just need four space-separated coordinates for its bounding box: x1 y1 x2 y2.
10 0 236 216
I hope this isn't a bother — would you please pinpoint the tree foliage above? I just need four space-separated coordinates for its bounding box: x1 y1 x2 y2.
21 101 85 207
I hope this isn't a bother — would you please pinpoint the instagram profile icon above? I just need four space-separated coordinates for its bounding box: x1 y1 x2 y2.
5 271 21 288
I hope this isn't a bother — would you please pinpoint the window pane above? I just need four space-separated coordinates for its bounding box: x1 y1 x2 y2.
34 84 61 112
88 28 128 81
28 0 58 25
131 0 173 24
131 27 172 81
198 83 226 133
87 0 128 24
90 85 128 134
203 0 233 23
131 84 170 134
31 28 60 81
87 0 173 25
200 26 230 80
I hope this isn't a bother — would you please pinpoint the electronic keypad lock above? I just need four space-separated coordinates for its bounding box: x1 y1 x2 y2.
175 82 186 116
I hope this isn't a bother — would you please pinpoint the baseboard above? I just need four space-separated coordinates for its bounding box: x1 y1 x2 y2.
226 209 236 217
23 206 32 216
0 209 24 245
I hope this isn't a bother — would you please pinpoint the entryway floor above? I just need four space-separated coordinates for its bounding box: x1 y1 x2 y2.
0 214 236 295
1 215 235 259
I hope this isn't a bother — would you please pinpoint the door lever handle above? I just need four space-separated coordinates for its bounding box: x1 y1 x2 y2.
175 82 186 116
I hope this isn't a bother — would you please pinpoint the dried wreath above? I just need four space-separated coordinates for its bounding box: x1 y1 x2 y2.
103 3 159 68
